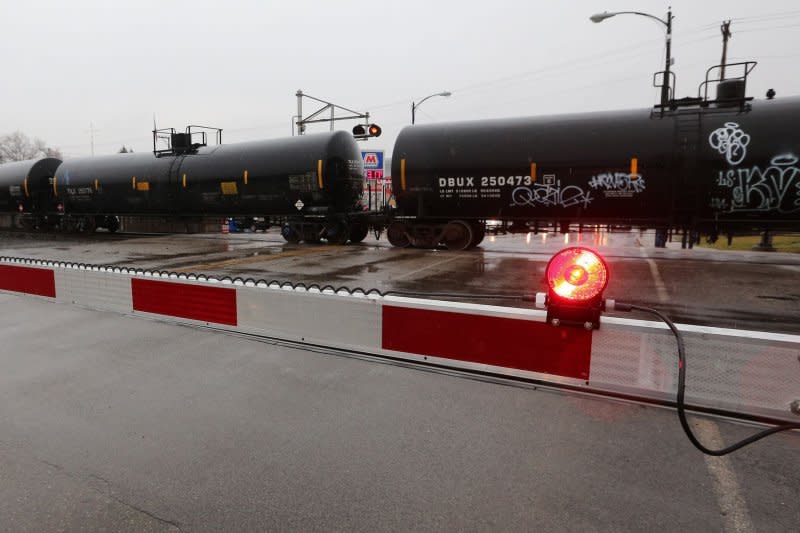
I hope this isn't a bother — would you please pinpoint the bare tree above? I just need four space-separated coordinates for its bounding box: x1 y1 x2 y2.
0 131 63 163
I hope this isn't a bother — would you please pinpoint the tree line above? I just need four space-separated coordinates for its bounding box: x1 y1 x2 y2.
0 131 62 163
0 132 136 163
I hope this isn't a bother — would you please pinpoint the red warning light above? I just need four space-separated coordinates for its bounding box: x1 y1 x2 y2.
543 247 609 330
353 123 382 139
546 247 608 302
566 265 588 286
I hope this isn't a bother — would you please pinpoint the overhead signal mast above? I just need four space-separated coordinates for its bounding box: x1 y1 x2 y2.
294 90 380 141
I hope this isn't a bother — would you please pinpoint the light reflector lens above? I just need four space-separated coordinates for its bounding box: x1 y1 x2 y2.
546 247 608 302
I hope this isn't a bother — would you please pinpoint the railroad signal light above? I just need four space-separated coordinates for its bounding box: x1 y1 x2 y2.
542 247 609 329
353 123 382 139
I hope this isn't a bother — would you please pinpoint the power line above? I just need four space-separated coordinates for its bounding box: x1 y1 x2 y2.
729 9 800 23
729 53 800 60
692 9 800 30
50 13 800 152
736 23 800 34
454 33 715 99
369 25 720 111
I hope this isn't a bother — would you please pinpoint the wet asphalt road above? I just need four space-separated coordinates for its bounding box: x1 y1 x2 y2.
1 228 799 334
0 294 797 532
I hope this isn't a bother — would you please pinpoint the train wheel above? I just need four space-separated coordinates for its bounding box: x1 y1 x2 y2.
105 216 120 233
442 220 473 251
325 220 350 245
20 216 36 231
469 222 485 248
349 222 369 244
77 217 96 234
304 228 322 244
281 224 301 243
387 221 411 248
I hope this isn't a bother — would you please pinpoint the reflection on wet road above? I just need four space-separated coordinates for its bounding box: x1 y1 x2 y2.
1 229 799 333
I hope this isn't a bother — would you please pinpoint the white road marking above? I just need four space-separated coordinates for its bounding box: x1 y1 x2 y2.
693 418 756 533
639 249 669 303
393 255 464 281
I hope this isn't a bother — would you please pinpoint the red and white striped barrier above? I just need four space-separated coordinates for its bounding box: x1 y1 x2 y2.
0 263 56 297
1 256 798 423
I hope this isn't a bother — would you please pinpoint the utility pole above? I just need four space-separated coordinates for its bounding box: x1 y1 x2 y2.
661 7 673 108
589 8 674 108
720 20 732 79
296 90 305 136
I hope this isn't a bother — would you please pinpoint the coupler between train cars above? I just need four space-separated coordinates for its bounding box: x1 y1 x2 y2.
61 215 119 233
386 220 485 251
280 215 370 245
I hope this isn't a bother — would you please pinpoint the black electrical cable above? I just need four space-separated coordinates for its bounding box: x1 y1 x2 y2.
12 253 797 454
615 302 800 456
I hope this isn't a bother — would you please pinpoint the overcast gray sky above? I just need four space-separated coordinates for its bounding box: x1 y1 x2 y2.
2 0 799 158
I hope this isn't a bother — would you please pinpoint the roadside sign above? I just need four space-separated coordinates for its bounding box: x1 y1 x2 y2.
361 150 384 181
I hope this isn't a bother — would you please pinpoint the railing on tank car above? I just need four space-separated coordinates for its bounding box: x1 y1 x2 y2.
152 125 223 157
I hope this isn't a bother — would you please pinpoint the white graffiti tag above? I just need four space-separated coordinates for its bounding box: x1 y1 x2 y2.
588 172 646 194
712 154 800 213
511 182 593 209
709 122 751 165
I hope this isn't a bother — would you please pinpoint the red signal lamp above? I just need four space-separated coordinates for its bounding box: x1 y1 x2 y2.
353 123 382 139
543 246 609 329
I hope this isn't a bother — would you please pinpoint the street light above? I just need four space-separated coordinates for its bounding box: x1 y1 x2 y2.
590 8 673 107
411 91 452 124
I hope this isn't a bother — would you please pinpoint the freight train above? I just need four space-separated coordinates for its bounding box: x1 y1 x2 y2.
2 63 799 250
388 65 800 249
1 126 370 244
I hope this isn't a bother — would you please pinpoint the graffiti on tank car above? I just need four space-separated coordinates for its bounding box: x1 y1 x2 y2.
511 180 593 209
587 172 646 198
712 154 800 213
709 122 750 165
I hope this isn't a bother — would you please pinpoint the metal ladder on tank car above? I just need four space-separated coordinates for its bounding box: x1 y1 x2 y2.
670 111 704 248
